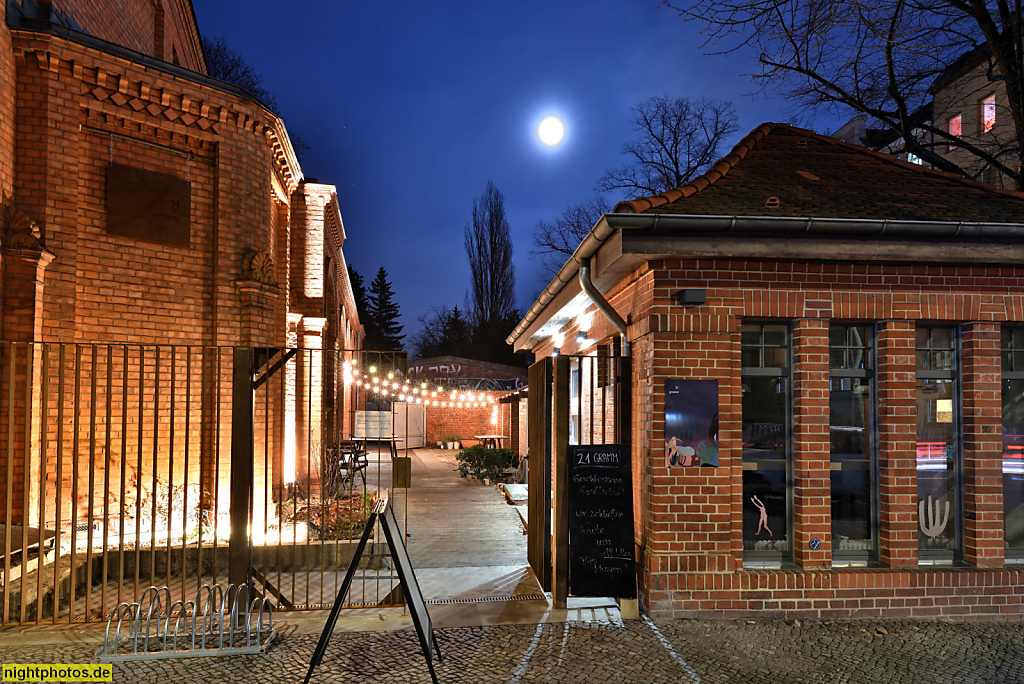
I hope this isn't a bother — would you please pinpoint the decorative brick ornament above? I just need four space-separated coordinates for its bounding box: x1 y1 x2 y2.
242 249 277 286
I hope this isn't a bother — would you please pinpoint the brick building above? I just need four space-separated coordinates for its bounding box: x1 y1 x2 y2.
509 123 1024 620
0 1 361 530
407 356 526 447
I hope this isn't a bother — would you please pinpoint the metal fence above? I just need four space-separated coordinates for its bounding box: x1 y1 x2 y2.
0 343 410 625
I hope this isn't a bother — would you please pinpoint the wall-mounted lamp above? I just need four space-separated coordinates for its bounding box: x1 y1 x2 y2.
676 289 706 306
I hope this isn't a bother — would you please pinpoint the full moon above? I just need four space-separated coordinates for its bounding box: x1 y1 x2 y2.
537 116 565 146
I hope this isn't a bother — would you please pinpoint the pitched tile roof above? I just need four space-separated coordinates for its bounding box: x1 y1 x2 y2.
614 123 1024 223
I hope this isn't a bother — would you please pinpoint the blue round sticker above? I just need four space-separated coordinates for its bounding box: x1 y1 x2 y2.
809 538 821 551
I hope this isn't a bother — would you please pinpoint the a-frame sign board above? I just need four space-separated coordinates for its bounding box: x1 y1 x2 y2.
303 495 442 684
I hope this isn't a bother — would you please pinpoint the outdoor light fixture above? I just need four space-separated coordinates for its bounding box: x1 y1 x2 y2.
676 288 706 305
369 366 377 373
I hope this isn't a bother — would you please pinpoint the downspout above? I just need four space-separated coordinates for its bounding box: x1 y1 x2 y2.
578 257 629 356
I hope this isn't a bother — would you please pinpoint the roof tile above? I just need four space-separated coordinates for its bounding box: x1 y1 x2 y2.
613 123 1024 224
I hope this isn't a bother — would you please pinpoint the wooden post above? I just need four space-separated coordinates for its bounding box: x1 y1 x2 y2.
229 347 255 588
527 359 553 590
615 355 639 619
552 355 570 609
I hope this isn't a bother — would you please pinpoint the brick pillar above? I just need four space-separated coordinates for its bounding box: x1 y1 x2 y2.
295 317 326 496
0 248 53 524
235 279 279 347
960 322 1004 566
792 319 831 567
876 320 918 567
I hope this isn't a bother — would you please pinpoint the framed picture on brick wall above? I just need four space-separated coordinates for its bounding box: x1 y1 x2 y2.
665 379 719 468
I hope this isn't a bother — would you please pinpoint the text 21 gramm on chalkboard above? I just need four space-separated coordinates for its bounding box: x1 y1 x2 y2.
567 444 636 598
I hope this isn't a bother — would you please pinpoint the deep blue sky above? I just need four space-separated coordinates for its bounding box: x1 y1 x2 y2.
192 1 844 342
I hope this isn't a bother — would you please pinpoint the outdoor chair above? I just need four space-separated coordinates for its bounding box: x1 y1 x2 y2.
336 445 368 488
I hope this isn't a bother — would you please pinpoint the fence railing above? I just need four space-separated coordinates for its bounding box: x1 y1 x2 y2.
0 343 404 625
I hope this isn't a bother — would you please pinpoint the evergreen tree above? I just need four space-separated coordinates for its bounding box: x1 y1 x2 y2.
365 267 405 351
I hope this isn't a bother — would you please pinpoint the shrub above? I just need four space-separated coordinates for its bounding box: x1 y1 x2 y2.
456 445 515 483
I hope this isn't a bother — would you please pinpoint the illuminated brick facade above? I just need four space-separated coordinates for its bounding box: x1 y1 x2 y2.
513 123 1024 620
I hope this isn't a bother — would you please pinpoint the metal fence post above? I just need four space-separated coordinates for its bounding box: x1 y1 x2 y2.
229 347 255 589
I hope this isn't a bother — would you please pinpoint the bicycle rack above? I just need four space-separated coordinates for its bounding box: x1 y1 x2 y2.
95 583 277 662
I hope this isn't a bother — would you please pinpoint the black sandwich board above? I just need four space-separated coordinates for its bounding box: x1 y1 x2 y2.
303 496 441 684
567 444 637 598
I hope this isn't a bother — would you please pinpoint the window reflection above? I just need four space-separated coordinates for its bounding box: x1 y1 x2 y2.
829 324 874 562
741 323 790 558
1001 328 1024 553
916 327 959 560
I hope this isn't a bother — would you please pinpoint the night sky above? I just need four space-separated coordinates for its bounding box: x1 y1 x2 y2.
191 1 845 344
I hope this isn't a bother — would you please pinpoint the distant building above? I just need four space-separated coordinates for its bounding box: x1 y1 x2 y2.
929 45 1019 189
407 355 527 392
831 106 932 167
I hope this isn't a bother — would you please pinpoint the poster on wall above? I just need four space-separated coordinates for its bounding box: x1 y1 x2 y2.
665 379 719 468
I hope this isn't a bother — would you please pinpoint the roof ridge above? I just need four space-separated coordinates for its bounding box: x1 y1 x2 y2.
613 122 777 214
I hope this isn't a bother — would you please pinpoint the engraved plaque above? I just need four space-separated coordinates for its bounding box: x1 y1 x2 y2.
105 163 191 248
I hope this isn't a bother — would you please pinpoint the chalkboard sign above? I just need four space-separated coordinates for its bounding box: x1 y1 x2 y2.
568 444 637 598
304 496 441 684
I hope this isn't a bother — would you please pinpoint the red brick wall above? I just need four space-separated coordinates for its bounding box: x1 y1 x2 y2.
536 257 1024 619
45 0 205 72
9 30 290 346
0 18 15 199
0 25 361 542
425 394 502 446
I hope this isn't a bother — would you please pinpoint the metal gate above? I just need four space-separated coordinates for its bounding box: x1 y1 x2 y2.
0 343 424 625
526 353 631 604
236 348 421 612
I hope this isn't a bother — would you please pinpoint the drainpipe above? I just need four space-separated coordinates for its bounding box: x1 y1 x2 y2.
578 257 629 356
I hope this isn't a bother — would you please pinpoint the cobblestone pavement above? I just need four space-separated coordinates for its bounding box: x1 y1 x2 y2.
2 616 1022 683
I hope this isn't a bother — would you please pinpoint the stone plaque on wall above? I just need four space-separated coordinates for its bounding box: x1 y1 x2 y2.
105 163 191 248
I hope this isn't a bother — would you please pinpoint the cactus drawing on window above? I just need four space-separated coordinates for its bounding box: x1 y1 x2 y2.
919 494 950 537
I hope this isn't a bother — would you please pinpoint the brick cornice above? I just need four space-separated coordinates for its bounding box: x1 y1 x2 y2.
13 33 302 194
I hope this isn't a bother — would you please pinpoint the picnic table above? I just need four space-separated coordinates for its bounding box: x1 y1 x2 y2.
474 434 505 449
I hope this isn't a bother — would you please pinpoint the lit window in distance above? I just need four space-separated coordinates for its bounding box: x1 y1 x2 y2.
949 114 961 150
982 94 996 133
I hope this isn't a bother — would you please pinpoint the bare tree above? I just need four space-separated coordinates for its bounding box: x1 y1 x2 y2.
202 36 309 161
412 305 472 359
202 36 279 112
666 0 1024 187
597 96 740 197
465 182 516 326
531 197 609 285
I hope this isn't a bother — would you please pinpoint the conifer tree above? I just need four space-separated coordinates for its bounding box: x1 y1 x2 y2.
365 267 405 351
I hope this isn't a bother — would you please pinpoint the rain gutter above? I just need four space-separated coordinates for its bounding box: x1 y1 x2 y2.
579 258 629 356
507 212 1024 348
